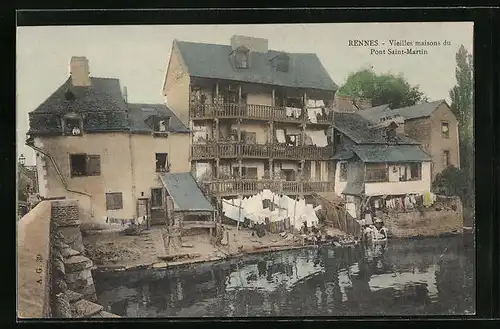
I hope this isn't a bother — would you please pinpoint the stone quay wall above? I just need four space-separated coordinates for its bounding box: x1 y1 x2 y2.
17 199 120 319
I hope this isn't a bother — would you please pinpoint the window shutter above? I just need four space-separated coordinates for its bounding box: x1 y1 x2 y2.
106 193 123 210
86 155 101 176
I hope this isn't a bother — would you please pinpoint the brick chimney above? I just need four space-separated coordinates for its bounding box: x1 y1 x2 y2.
230 35 268 53
69 56 91 87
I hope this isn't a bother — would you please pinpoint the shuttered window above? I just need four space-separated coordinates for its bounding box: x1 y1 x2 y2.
106 193 123 210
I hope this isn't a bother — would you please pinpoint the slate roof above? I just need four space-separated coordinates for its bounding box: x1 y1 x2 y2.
331 149 355 161
333 112 420 145
158 173 214 213
33 77 127 114
350 144 432 163
358 100 445 123
28 77 188 135
175 40 337 92
127 103 189 133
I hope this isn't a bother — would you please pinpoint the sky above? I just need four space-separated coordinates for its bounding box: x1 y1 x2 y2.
16 22 473 165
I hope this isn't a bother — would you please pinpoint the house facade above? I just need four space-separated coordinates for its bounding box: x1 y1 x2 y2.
331 112 432 220
26 57 192 223
162 35 338 198
358 100 460 179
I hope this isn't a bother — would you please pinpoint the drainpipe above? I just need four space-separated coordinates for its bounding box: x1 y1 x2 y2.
27 143 93 213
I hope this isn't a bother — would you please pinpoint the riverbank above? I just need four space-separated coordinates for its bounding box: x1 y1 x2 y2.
85 221 469 274
84 224 352 273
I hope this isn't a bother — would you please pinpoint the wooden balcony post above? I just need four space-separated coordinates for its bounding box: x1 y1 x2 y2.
237 118 242 143
272 89 275 107
268 121 274 144
303 91 307 122
269 159 273 178
238 159 242 177
301 122 306 146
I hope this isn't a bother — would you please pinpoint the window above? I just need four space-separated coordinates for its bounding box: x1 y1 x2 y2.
70 154 100 177
151 188 163 208
409 163 422 181
63 117 82 136
105 193 123 210
153 116 170 132
243 167 258 179
315 161 322 181
443 150 450 168
365 163 388 182
235 48 249 69
339 162 348 182
155 153 169 172
441 122 450 138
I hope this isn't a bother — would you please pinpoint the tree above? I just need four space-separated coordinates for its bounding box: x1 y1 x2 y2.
449 45 474 209
337 68 428 108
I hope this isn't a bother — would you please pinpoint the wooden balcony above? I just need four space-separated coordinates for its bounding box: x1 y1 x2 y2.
190 102 333 125
201 179 334 197
191 143 333 160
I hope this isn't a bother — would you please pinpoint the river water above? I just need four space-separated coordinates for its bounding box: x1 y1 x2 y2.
94 234 475 317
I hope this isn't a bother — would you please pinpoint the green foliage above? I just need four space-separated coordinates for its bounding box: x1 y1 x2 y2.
449 45 474 209
432 166 468 199
337 69 428 108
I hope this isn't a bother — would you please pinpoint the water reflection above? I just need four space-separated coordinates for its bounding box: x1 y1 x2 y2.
94 235 475 317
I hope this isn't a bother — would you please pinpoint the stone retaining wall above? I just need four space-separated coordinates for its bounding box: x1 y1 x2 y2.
382 196 464 238
17 199 120 319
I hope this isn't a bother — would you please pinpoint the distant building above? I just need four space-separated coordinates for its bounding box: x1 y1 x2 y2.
358 100 460 179
25 56 214 225
162 35 338 198
331 112 432 220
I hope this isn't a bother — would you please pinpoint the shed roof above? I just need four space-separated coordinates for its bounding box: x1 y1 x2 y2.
342 181 364 196
158 173 214 213
350 144 432 163
175 40 337 92
331 149 355 161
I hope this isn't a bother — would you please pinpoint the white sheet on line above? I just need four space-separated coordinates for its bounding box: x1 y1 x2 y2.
307 108 323 123
275 129 286 143
305 130 328 147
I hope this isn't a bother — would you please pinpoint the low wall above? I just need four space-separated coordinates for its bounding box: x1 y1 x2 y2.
382 196 464 238
17 201 52 318
17 199 120 319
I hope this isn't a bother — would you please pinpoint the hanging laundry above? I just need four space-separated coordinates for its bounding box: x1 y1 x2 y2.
410 195 416 205
307 108 322 123
305 130 328 147
374 199 380 209
404 196 413 209
275 129 286 143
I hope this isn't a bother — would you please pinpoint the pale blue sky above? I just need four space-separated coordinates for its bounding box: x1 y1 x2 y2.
17 22 473 165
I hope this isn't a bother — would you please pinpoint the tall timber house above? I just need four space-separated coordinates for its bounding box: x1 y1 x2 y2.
162 35 338 203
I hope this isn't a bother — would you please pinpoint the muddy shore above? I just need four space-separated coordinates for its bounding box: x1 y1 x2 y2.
84 224 468 274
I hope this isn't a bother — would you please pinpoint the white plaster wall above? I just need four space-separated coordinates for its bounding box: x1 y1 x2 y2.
365 162 431 196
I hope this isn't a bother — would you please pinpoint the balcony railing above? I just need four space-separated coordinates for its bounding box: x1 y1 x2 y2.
190 102 333 124
201 179 334 196
191 143 333 160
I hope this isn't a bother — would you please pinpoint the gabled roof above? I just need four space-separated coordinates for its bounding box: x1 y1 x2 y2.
350 144 432 163
28 77 188 135
174 40 337 92
158 173 214 213
127 103 189 133
358 100 446 123
333 112 420 145
32 77 127 114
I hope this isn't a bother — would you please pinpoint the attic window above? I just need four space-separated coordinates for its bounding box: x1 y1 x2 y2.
152 116 170 132
63 114 83 136
276 54 290 72
234 47 249 69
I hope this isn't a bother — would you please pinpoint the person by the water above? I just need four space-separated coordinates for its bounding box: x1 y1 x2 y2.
372 218 388 241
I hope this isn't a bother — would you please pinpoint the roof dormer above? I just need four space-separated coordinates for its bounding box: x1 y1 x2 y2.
234 46 250 69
